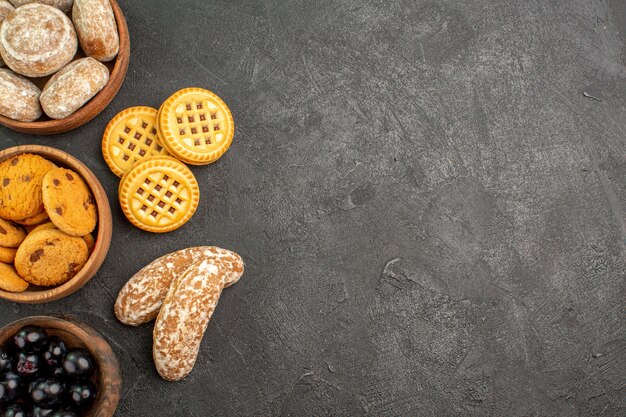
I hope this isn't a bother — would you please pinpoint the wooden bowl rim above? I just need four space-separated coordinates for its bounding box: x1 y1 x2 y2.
0 145 112 303
0 0 130 135
0 315 121 417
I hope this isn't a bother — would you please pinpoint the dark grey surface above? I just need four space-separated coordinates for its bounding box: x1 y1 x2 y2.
1 0 625 416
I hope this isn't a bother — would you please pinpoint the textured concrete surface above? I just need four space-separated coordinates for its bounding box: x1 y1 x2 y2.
0 0 625 416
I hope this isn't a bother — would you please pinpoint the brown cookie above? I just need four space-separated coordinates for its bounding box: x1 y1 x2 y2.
0 217 25 247
14 228 88 287
0 245 15 263
42 168 97 236
15 210 50 226
28 222 56 235
0 154 57 221
83 233 95 252
0 262 27 292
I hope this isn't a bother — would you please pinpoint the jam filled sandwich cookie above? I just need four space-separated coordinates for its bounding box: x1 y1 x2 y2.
14 228 89 287
102 106 170 177
158 88 234 165
118 156 199 233
42 167 97 237
0 153 57 221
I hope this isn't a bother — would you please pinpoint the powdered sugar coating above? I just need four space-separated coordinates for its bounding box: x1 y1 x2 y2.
153 259 230 381
72 0 118 62
9 0 73 12
115 246 244 326
0 3 77 77
40 57 109 119
0 1 14 67
0 68 41 121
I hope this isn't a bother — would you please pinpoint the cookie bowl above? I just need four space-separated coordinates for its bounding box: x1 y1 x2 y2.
0 145 112 303
0 0 130 135
0 315 121 416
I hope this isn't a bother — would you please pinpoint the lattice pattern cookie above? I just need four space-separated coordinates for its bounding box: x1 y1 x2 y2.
102 106 170 177
118 156 199 233
158 88 234 165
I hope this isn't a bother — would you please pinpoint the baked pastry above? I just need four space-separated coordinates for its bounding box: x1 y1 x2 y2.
153 256 242 381
0 1 14 67
14 228 88 286
0 245 16 263
28 222 56 235
118 156 199 233
0 3 77 77
115 246 244 326
0 69 41 122
0 262 27 292
0 153 57 221
42 167 97 236
0 217 25 247
72 0 119 62
40 57 109 119
82 232 94 252
14 210 49 226
158 88 234 165
8 0 73 12
102 106 170 177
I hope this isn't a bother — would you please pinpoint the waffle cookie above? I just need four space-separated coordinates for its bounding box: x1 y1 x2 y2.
102 106 170 177
118 156 199 233
158 88 234 165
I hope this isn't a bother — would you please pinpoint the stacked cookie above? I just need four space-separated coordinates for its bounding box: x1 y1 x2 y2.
102 88 235 233
0 0 119 121
0 154 97 293
115 246 244 381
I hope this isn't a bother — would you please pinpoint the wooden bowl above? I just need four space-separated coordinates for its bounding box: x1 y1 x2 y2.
0 315 121 416
0 145 112 304
0 0 130 135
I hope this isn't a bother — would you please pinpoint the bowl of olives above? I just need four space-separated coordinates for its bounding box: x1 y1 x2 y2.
0 316 120 416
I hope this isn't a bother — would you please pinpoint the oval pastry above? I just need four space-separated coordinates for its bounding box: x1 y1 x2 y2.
102 106 170 177
72 0 119 62
40 57 109 119
0 69 41 122
0 4 77 77
0 1 14 67
158 88 235 165
8 0 73 12
118 156 199 233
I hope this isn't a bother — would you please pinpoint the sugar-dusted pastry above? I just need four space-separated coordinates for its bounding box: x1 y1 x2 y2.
40 57 109 119
153 254 243 381
0 69 41 122
72 0 119 62
102 106 170 177
8 0 73 12
0 4 77 77
0 1 14 67
118 156 199 233
115 246 244 326
158 88 235 165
